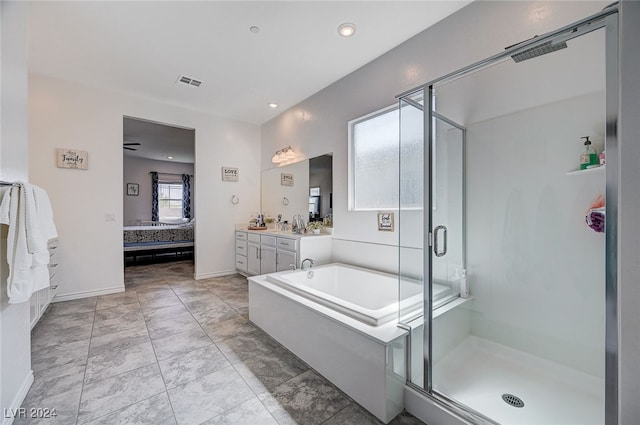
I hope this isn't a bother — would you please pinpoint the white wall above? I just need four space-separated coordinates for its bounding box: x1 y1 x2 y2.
466 92 605 377
123 156 194 226
0 1 33 421
29 74 261 297
261 1 609 274
0 3 29 182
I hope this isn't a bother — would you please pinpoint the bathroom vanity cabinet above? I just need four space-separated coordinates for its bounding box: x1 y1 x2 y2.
246 234 277 275
235 229 331 276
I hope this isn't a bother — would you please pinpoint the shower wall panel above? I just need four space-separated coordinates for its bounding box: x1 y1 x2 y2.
465 91 605 377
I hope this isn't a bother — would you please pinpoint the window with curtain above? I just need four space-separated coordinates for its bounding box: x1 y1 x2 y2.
158 182 183 220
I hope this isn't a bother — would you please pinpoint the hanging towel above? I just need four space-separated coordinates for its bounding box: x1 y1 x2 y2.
585 194 605 233
0 183 58 304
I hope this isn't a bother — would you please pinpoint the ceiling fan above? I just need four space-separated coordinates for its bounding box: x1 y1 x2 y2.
123 142 140 151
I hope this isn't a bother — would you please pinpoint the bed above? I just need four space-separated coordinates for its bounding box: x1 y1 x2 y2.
123 220 194 264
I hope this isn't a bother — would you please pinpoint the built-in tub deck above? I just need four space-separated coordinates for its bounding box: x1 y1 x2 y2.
264 263 454 327
249 263 461 423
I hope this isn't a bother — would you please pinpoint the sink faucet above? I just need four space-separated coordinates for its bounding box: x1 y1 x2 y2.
301 258 315 270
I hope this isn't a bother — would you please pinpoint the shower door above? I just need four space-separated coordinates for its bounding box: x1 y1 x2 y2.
398 92 465 389
429 107 465 312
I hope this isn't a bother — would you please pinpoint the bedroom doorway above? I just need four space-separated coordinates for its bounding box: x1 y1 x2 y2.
122 116 195 269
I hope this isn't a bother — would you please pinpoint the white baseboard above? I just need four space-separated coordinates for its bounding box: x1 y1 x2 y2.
1 370 34 425
194 269 237 280
53 286 123 302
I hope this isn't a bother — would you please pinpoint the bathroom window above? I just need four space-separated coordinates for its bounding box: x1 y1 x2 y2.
348 104 400 210
158 182 183 220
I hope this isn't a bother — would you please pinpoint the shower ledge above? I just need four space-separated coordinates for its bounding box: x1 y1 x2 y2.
566 165 605 176
434 297 473 319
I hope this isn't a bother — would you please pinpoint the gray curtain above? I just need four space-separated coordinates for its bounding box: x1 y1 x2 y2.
151 172 159 221
182 174 191 219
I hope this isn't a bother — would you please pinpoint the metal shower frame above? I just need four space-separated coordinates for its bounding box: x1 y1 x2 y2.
396 4 620 424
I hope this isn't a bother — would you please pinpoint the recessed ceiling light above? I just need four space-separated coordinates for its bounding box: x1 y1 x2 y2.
250 26 260 34
268 103 279 109
167 156 174 160
338 23 356 37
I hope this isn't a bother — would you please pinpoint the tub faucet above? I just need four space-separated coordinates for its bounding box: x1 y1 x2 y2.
301 258 315 270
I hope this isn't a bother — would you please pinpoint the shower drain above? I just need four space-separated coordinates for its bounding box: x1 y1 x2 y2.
502 394 525 408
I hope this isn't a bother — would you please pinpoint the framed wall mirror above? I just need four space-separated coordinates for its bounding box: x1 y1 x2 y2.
261 153 333 227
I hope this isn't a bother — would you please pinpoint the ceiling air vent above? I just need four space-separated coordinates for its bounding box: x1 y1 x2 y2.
177 75 203 88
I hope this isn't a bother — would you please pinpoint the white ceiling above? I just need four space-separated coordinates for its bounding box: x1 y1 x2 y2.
123 117 195 163
28 1 470 126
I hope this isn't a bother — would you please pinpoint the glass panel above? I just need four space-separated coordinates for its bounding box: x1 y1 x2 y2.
398 95 424 324
398 94 426 387
398 92 465 388
431 117 464 309
430 27 606 424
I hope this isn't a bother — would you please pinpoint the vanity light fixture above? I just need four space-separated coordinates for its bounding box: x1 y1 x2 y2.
271 146 295 164
337 23 356 37
268 103 279 109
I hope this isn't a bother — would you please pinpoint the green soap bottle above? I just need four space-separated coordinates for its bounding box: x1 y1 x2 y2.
580 136 598 170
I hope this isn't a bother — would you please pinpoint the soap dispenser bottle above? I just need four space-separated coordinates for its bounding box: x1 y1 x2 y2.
580 136 598 170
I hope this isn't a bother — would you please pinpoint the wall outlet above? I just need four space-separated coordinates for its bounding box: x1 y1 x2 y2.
105 213 116 222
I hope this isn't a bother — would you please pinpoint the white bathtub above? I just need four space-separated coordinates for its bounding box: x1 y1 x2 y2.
265 263 450 326
249 263 454 423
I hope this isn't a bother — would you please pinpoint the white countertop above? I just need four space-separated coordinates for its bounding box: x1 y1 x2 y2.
235 225 332 239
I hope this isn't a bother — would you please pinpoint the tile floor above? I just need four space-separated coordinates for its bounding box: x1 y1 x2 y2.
18 261 425 425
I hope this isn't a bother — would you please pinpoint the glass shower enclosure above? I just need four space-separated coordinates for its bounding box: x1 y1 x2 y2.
397 6 617 424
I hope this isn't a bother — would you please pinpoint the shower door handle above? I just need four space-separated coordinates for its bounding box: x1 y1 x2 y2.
433 225 447 257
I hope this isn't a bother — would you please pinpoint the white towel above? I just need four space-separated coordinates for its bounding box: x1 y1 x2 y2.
0 183 58 304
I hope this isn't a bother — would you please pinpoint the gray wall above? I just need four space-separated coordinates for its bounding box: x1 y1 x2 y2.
618 2 640 423
123 156 194 225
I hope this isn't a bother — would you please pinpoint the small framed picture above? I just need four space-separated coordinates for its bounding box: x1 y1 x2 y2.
377 212 394 231
56 148 88 170
127 183 139 196
281 173 294 186
221 167 239 182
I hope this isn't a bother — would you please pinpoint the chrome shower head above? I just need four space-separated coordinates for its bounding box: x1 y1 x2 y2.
509 40 567 63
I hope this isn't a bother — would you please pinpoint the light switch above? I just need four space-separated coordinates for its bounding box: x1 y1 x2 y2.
105 213 116 222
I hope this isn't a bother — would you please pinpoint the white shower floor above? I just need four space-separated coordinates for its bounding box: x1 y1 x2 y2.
432 336 604 425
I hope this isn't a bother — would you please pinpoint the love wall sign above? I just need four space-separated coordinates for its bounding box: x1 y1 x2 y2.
221 167 239 182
